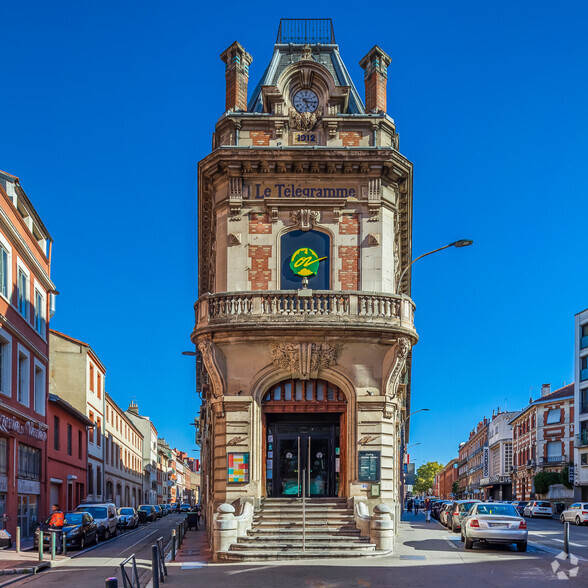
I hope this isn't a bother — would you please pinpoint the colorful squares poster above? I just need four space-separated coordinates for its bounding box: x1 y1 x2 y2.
228 452 249 483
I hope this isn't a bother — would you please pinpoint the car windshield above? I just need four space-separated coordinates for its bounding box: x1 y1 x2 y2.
138 506 151 511
154 506 161 510
476 504 519 517
119 508 134 515
64 513 84 525
536 502 551 508
459 502 477 511
78 507 107 519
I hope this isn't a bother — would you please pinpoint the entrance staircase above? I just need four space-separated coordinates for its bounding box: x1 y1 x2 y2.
218 497 378 561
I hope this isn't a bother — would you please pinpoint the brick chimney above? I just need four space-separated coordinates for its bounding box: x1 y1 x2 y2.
359 45 392 113
127 401 139 415
541 383 551 397
220 41 253 112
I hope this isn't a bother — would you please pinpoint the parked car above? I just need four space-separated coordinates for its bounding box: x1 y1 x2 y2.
153 505 163 518
461 502 528 552
440 503 454 527
560 503 588 526
510 501 528 515
117 507 139 530
433 501 450 520
180 503 191 513
523 501 553 518
137 505 157 522
169 502 179 512
448 500 481 532
76 503 118 540
34 512 99 550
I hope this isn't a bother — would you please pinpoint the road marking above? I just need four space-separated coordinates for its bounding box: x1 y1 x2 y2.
227 565 278 575
123 531 156 553
550 538 585 548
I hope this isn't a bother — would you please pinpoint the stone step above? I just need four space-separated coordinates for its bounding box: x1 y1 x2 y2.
241 535 370 543
258 504 351 510
248 528 362 537
232 541 373 551
254 512 354 519
218 549 380 562
252 521 357 529
262 499 348 506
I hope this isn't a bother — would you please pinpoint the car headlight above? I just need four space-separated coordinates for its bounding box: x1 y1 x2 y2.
70 528 81 536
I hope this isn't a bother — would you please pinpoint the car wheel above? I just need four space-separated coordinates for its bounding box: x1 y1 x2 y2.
104 530 111 541
113 527 118 537
79 536 85 550
451 523 458 533
576 516 582 526
460 531 465 543
529 512 533 518
93 531 99 545
517 541 527 552
465 537 474 550
560 514 565 523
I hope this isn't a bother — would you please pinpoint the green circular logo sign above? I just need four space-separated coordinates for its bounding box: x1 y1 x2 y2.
290 247 326 277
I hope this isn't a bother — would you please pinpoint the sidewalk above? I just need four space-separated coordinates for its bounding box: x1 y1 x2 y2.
0 537 66 576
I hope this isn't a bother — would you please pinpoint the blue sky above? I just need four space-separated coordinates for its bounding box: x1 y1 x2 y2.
1 1 587 464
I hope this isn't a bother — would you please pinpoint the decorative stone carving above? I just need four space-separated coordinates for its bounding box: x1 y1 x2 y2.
229 177 242 216
386 337 411 401
227 436 247 446
367 233 380 246
228 232 241 246
198 334 225 400
290 209 321 231
270 342 343 380
289 107 323 132
300 45 313 61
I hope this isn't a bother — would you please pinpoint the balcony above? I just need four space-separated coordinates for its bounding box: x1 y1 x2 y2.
540 455 565 465
194 290 416 335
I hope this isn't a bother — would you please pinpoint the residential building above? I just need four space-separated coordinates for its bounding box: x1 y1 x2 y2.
435 459 458 500
574 308 588 500
192 19 418 556
104 394 143 507
125 401 158 504
47 394 92 511
463 419 489 499
156 437 171 504
49 330 106 503
480 410 518 500
457 443 468 497
0 170 54 539
510 384 574 501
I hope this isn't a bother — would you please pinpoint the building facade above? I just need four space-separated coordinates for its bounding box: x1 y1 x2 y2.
157 437 171 504
192 21 418 553
104 394 143 507
125 402 158 505
462 419 489 499
49 330 106 503
480 410 518 500
511 384 574 501
0 170 54 539
574 308 588 500
435 459 458 500
47 394 92 511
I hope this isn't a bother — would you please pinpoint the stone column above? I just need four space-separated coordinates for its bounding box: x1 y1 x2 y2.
370 503 394 552
213 504 238 559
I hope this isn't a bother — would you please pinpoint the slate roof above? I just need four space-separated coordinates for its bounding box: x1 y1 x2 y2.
248 44 365 115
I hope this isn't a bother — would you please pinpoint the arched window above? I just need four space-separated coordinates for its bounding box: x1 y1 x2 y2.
262 378 345 413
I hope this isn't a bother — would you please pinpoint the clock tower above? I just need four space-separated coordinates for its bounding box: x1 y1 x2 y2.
193 19 418 558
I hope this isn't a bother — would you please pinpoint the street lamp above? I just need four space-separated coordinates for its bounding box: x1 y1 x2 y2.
407 443 421 449
401 408 430 429
396 239 473 295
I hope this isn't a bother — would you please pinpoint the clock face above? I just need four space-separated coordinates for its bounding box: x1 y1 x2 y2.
293 90 319 113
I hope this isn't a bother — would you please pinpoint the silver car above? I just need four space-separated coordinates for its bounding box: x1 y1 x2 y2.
461 502 528 552
448 500 481 532
560 503 588 526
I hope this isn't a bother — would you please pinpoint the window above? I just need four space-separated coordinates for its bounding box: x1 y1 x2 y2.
0 244 8 298
97 372 102 399
89 364 94 392
34 289 45 336
33 362 45 415
546 409 561 425
17 348 30 407
17 444 41 480
88 463 94 495
53 416 60 451
0 438 7 475
78 430 82 459
582 453 588 466
582 356 588 381
581 324 588 349
96 466 102 496
67 424 72 456
17 267 29 318
96 417 101 446
0 330 12 397
88 412 94 444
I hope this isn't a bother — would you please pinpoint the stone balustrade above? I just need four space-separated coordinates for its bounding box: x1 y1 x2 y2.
195 290 416 335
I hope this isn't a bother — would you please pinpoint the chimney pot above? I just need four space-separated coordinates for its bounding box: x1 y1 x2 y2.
359 45 392 113
541 383 551 397
220 41 253 113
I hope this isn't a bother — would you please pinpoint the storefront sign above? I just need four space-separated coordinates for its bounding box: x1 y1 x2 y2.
0 414 47 442
249 183 357 199
483 446 489 477
0 475 7 492
289 247 327 277
358 450 381 482
228 453 249 484
17 479 40 495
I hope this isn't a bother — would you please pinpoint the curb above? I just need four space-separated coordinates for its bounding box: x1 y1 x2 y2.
0 562 51 587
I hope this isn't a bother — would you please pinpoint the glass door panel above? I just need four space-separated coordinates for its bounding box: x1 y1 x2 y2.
277 438 300 496
308 437 330 496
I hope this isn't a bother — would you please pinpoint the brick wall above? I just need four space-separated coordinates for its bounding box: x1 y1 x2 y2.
225 71 248 112
250 131 271 146
248 245 272 290
365 72 387 113
249 212 272 234
339 214 359 235
339 245 359 290
340 131 362 147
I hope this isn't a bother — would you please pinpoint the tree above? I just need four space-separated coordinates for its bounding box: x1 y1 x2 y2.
451 481 460 497
413 461 444 494
533 471 560 495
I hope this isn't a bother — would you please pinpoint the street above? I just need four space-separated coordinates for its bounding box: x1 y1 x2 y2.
7 513 187 587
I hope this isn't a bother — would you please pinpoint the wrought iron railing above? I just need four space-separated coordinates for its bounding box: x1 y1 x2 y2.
276 19 335 44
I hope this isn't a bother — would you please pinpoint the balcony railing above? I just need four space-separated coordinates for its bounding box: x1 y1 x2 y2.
540 455 565 465
195 291 416 334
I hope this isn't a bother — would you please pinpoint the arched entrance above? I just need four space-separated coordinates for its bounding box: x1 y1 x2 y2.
262 378 347 498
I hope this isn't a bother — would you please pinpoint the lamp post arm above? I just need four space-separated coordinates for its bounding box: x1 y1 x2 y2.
396 244 454 295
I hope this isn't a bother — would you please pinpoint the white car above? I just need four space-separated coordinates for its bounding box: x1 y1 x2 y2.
560 503 588 526
523 501 553 518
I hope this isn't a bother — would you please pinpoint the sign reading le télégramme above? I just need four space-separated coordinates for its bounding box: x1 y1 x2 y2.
247 183 358 199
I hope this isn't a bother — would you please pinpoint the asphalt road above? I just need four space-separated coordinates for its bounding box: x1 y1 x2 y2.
10 513 187 587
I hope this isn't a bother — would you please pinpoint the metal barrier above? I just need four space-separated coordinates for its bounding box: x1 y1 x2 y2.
151 536 167 588
302 469 306 552
564 521 570 558
120 554 141 588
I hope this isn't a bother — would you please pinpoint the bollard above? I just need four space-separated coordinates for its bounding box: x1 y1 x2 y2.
62 531 67 556
38 531 43 561
51 532 56 560
16 527 20 553
171 529 176 561
564 521 570 558
105 578 118 588
151 545 160 588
